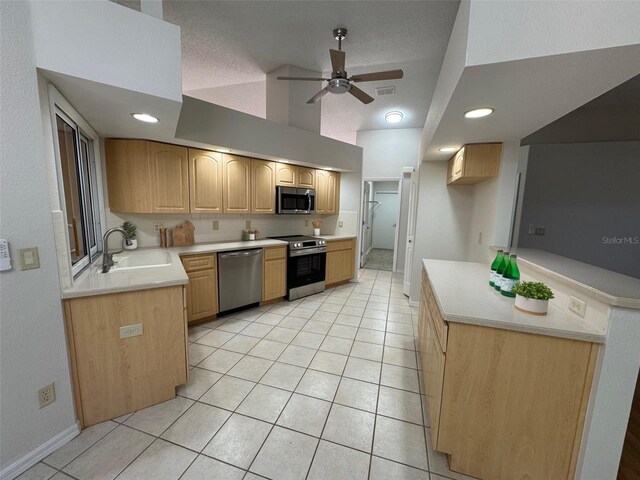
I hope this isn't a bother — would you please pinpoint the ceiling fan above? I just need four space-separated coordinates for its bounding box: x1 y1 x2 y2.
277 28 404 105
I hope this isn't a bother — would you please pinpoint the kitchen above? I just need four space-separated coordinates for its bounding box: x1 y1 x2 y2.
2 2 640 480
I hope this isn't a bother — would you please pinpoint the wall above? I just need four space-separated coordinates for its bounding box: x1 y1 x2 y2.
357 128 421 178
518 142 640 278
0 2 78 475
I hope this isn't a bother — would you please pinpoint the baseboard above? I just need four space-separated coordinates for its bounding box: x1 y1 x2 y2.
0 422 80 480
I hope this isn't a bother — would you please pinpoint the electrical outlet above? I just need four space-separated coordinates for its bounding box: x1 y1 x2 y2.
38 383 56 408
338 221 344 228
305 220 309 227
246 220 251 229
154 223 164 232
535 227 546 236
569 296 587 317
478 232 483 244
18 247 40 270
120 323 143 339
528 224 535 235
212 220 219 231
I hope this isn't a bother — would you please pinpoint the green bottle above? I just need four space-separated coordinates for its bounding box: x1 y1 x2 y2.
500 255 520 297
489 250 504 287
494 252 510 291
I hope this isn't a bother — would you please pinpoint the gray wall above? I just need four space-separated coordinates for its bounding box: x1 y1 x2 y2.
518 142 640 279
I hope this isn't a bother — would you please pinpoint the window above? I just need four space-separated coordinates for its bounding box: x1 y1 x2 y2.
54 108 101 276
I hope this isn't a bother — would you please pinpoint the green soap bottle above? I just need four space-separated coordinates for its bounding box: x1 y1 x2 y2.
489 250 504 287
500 255 520 297
494 252 510 291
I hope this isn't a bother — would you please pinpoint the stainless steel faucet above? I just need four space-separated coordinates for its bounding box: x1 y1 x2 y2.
102 227 132 273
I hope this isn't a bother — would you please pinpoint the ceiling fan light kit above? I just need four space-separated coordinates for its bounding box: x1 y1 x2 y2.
277 27 404 105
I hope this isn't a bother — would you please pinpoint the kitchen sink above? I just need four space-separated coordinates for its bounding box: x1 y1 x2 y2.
109 251 172 271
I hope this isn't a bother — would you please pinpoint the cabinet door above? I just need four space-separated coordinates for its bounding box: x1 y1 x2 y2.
276 163 297 187
315 169 328 214
325 171 340 214
251 159 276 214
148 142 189 213
222 154 251 213
189 148 222 213
185 269 218 322
451 148 465 181
263 259 286 301
105 139 152 213
424 311 446 447
297 167 316 189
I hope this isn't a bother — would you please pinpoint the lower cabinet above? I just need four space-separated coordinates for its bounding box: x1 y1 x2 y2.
263 246 287 301
419 270 598 480
63 286 187 428
326 238 356 286
181 254 218 323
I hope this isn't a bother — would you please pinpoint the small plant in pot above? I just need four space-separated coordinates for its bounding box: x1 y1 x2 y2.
121 221 138 250
512 281 554 316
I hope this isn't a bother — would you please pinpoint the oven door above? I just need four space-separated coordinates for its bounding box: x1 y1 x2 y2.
287 249 326 299
277 187 316 214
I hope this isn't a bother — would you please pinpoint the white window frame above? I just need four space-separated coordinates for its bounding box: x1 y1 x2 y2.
48 85 105 277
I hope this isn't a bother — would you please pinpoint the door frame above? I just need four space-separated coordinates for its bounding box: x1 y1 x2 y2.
359 177 402 271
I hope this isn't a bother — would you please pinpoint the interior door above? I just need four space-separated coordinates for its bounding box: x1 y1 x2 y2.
372 191 399 250
360 181 371 267
403 169 419 296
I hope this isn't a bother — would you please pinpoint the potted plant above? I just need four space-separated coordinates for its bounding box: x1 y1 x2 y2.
121 221 138 250
512 281 554 316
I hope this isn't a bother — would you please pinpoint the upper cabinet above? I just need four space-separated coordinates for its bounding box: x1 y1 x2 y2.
189 148 223 213
105 139 188 214
275 164 316 189
447 143 502 185
222 154 251 213
316 170 340 215
251 159 276 214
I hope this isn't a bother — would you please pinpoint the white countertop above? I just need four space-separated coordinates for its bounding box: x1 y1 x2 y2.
314 234 357 241
492 247 640 309
423 259 606 343
62 239 288 299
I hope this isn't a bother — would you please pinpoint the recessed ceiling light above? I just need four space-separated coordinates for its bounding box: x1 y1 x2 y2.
326 167 333 170
131 113 158 123
464 107 494 119
439 147 457 153
385 111 403 123
217 149 230 153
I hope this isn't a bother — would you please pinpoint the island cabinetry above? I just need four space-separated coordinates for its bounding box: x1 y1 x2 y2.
63 286 187 428
419 268 598 480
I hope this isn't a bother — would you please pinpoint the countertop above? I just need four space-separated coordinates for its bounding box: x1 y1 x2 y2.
492 246 640 309
62 239 288 299
423 259 606 343
314 234 357 241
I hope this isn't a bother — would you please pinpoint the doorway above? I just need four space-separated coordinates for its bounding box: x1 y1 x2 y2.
360 180 401 271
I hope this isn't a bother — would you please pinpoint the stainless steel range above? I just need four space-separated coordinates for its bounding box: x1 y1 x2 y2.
270 235 327 300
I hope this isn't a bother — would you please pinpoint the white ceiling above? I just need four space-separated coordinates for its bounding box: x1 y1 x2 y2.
113 0 460 144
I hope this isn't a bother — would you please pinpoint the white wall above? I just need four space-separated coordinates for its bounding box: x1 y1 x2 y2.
357 128 421 178
0 2 77 474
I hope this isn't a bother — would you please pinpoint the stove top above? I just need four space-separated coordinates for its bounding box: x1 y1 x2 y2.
270 235 326 250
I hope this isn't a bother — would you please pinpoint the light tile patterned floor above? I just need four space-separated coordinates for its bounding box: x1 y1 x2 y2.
362 249 393 271
22 269 472 480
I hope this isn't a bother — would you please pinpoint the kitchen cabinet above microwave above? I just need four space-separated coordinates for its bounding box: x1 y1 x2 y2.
447 143 502 185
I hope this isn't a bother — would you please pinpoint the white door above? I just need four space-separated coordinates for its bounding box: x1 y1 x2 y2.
403 170 418 296
372 192 399 250
360 182 372 267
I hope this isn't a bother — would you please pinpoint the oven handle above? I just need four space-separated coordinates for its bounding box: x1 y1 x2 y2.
289 247 327 257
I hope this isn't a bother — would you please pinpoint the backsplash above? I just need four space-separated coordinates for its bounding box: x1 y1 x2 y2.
106 210 358 248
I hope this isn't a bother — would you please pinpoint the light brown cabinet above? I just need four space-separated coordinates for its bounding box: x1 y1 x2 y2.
325 238 355 286
222 154 251 213
251 159 276 214
189 148 223 213
316 169 340 215
106 139 189 213
63 286 187 427
447 143 502 185
262 246 287 301
419 269 598 480
275 164 316 189
181 254 218 323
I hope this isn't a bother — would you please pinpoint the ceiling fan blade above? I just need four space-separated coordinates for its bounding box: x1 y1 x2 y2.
350 69 404 82
330 49 346 73
348 85 374 104
277 76 327 81
307 87 330 104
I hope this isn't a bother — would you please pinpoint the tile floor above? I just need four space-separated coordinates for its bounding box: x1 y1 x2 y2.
362 249 393 271
21 269 472 480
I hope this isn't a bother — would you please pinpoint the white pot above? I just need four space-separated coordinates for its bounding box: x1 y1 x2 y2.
314 228 320 236
514 294 549 316
123 238 137 250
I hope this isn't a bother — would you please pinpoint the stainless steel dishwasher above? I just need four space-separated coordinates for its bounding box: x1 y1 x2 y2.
217 249 263 313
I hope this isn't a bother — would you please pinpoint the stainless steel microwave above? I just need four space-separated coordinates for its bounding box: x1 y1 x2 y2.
276 186 316 214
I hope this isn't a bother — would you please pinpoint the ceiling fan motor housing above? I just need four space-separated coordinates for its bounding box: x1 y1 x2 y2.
328 78 351 94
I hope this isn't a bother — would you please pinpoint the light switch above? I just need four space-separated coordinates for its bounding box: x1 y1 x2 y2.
19 247 40 270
